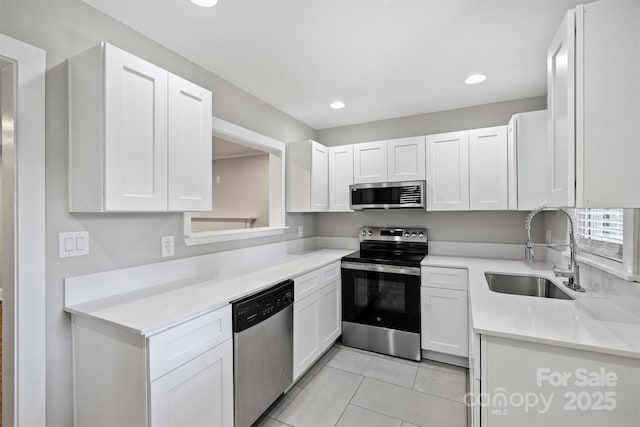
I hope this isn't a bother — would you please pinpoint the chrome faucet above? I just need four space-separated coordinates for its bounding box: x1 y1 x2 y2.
525 206 585 293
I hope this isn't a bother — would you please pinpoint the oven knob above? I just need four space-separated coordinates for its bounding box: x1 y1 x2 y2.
418 232 424 238
404 232 410 237
367 230 373 236
361 230 367 236
411 232 417 238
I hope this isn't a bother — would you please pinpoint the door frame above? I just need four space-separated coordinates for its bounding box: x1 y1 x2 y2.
0 33 47 427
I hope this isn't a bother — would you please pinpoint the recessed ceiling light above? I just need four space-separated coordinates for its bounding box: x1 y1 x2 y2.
190 0 218 7
329 100 345 110
464 73 487 85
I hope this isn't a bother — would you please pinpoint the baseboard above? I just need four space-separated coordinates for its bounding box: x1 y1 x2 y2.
422 349 469 368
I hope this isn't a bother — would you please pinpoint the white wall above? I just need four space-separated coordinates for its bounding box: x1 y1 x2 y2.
316 96 547 245
0 1 317 425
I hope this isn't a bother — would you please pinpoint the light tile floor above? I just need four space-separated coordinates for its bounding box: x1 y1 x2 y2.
255 344 469 427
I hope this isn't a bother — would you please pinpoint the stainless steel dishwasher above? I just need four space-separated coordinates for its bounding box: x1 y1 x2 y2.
232 279 294 427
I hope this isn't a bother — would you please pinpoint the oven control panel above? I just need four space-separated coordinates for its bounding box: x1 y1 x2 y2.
359 227 427 242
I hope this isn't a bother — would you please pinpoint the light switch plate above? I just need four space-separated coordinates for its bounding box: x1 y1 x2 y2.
298 225 304 237
58 231 89 258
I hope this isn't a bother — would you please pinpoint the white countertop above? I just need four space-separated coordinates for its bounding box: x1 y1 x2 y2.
422 255 640 359
66 249 352 336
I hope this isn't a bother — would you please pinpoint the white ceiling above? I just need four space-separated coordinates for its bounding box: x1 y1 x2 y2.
84 0 583 130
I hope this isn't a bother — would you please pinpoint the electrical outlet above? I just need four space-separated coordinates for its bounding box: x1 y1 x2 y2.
298 225 304 238
545 229 552 244
216 175 221 184
161 236 175 257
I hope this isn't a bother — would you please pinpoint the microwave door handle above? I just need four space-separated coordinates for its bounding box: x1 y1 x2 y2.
341 262 421 276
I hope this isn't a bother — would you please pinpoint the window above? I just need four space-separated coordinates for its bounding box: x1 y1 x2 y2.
573 209 640 280
183 117 286 245
575 208 624 261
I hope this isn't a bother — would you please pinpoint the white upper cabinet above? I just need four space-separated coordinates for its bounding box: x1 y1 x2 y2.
328 145 354 211
387 136 426 182
68 42 212 212
469 126 508 210
286 140 329 212
511 111 548 211
507 117 518 210
547 1 640 208
353 140 388 183
547 9 576 208
425 131 469 211
311 142 329 211
104 46 168 212
168 74 212 212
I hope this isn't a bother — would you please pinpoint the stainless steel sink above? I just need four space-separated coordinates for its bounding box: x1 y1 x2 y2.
485 273 574 300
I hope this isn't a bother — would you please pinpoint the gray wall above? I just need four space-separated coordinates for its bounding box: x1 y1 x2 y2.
318 210 542 244
0 1 316 425
316 96 547 244
317 96 546 145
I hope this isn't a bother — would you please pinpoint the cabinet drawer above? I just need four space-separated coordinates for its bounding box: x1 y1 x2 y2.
421 266 468 291
148 305 232 381
320 262 340 287
294 270 321 302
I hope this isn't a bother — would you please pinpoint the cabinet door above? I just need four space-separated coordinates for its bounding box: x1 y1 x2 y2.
293 292 320 380
507 117 518 210
104 44 168 211
319 280 341 351
420 287 468 357
167 73 212 211
425 131 469 211
353 141 388 183
328 145 354 211
547 9 576 208
469 126 508 210
150 338 233 427
387 136 426 182
310 141 329 211
516 110 548 211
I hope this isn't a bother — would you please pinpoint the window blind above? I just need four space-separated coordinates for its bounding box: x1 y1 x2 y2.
575 209 624 261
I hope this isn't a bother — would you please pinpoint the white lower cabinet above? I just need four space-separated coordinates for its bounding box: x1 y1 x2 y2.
480 335 640 427
293 262 342 380
293 291 321 379
421 287 468 357
319 279 341 349
420 267 469 358
71 305 233 427
150 338 233 427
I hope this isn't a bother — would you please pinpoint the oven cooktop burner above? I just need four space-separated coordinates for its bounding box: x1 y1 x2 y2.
342 226 428 268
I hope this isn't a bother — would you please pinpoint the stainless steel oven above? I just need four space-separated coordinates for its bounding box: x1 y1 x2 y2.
341 227 427 361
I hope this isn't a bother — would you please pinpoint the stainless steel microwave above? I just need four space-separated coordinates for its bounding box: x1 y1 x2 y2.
349 180 426 210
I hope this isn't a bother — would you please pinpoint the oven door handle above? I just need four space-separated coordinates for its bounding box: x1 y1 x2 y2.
341 262 421 276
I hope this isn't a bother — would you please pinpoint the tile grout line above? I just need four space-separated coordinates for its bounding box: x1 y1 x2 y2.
332 374 366 427
326 362 466 406
266 416 294 427
349 402 408 427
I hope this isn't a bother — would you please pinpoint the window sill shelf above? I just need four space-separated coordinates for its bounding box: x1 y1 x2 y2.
559 250 640 283
184 226 289 246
